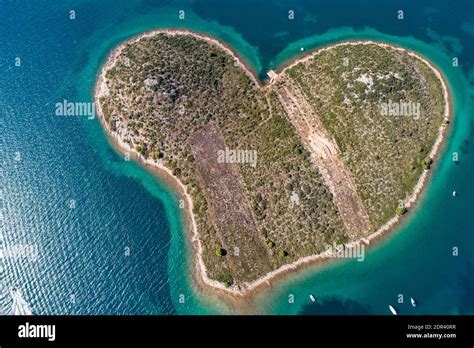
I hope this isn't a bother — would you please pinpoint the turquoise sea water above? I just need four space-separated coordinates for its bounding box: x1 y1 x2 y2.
1 0 472 315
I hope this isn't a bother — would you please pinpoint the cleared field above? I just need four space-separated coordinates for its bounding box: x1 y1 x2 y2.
277 82 372 238
188 123 272 284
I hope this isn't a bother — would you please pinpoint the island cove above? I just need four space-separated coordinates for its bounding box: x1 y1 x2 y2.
94 29 450 301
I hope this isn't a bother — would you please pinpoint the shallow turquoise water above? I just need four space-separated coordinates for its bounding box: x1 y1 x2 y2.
1 0 472 315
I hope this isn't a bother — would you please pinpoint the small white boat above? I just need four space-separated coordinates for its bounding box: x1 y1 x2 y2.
411 297 416 307
300 47 305 52
452 191 457 197
309 294 316 302
389 305 397 315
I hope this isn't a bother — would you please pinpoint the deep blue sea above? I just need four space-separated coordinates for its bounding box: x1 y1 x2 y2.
1 0 473 315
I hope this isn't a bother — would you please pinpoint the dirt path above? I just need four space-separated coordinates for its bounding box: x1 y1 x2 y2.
277 81 372 238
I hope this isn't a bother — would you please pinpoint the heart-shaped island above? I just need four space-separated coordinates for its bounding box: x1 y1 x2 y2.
95 30 449 296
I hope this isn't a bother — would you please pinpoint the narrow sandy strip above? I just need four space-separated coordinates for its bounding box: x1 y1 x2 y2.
95 32 450 298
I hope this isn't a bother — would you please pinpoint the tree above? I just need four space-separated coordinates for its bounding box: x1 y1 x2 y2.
395 205 407 216
422 156 433 170
215 247 227 257
172 167 182 177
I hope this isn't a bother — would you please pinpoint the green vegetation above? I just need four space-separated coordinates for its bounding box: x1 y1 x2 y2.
99 33 345 285
215 248 227 257
285 44 445 228
422 156 433 170
99 34 446 287
395 205 407 216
